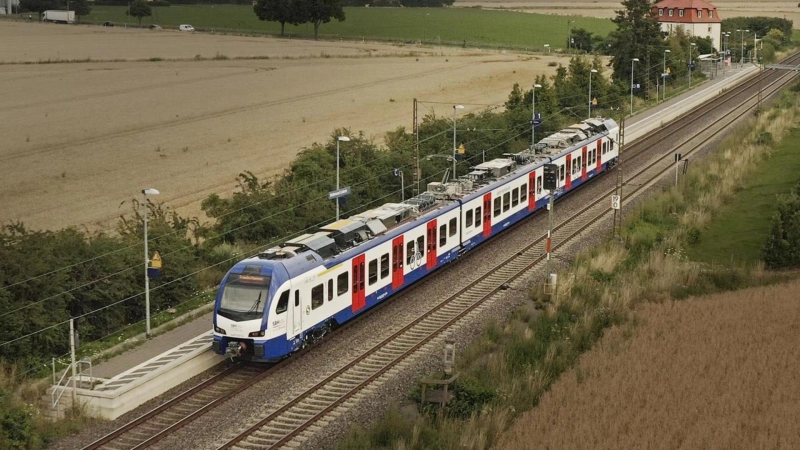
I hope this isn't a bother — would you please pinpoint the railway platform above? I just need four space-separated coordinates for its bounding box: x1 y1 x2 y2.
42 61 760 423
44 310 225 420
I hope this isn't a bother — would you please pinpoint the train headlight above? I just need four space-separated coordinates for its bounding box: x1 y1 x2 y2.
214 326 227 335
248 330 265 337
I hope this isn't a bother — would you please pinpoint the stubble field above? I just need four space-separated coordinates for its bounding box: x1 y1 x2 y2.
496 279 800 449
0 21 564 231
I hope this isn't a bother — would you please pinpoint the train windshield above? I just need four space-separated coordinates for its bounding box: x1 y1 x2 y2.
218 273 271 320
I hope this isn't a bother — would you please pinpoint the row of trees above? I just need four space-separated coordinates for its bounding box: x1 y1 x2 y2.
254 0 346 39
19 0 155 24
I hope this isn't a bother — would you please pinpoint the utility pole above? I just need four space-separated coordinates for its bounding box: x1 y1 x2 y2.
613 113 625 239
413 98 419 196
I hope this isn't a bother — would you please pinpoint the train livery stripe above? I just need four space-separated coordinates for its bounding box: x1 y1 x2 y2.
351 254 366 312
482 193 492 237
391 235 404 289
426 220 437 270
528 172 536 211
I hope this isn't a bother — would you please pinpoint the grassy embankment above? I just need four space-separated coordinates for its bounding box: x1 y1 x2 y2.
81 6 613 49
336 84 800 449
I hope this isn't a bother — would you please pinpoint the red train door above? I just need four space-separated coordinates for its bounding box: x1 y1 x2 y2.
528 172 536 211
582 146 588 181
596 139 603 172
565 154 572 190
482 193 492 237
391 235 404 289
426 220 437 270
351 254 365 312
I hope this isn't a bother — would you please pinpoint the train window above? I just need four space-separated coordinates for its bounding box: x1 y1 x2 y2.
520 184 527 203
449 218 457 237
311 284 324 309
337 272 348 295
503 192 510 212
493 198 501 217
559 165 565 181
537 176 543 194
465 209 474 228
475 207 482 225
328 279 333 301
369 259 378 285
406 242 414 264
439 224 447 246
380 253 389 279
295 291 300 307
417 236 425 256
276 291 289 314
512 188 519 207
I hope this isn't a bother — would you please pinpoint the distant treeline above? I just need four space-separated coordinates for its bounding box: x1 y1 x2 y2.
93 0 454 5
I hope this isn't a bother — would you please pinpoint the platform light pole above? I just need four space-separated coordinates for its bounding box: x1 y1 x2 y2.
663 49 670 102
588 69 597 119
452 105 464 179
630 58 639 116
567 20 574 52
142 188 159 339
737 29 749 67
531 84 541 149
688 43 696 89
336 136 350 221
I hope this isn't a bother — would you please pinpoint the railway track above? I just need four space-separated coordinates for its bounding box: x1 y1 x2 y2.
216 56 800 450
84 363 270 450
84 54 800 450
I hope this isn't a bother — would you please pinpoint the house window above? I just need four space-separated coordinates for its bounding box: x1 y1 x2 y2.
697 10 701 18
709 10 713 18
679 9 683 17
658 8 663 16
668 9 673 17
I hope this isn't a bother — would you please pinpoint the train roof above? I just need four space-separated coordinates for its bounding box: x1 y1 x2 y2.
251 117 617 271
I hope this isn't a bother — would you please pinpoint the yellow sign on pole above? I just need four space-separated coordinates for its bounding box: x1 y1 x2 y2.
457 143 466 154
150 251 162 269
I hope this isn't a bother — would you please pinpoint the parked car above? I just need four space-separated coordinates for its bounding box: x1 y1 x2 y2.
149 24 162 30
102 21 114 27
179 24 195 32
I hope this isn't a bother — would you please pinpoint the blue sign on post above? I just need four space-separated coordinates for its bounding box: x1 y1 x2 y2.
530 113 542 126
328 186 351 200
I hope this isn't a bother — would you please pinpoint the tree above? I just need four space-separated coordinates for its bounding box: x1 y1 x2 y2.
607 0 665 99
125 0 152 26
69 0 91 22
297 0 345 41
571 28 594 53
19 0 60 21
254 0 300 36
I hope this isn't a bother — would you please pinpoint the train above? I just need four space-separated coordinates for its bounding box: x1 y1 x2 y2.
212 117 620 361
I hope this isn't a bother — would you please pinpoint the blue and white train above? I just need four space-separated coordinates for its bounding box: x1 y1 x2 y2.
212 117 619 361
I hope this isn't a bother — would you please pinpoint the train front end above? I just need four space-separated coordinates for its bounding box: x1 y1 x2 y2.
212 259 287 361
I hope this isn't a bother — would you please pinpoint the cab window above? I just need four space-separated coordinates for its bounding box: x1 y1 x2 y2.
276 291 289 314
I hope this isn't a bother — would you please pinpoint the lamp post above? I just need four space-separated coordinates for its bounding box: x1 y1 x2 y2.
588 69 597 119
531 84 541 149
737 29 749 67
722 32 729 73
663 49 670 102
630 58 639 116
452 105 464 179
335 136 350 221
753 32 759 65
142 188 159 339
688 43 696 88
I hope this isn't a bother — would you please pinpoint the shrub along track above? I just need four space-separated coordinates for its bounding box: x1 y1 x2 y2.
81 53 799 450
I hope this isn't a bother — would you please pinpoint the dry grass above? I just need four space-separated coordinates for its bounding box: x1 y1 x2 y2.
495 279 800 450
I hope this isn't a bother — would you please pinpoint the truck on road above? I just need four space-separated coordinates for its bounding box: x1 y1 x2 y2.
42 10 75 23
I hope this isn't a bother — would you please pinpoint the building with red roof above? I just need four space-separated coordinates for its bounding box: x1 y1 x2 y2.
653 0 722 50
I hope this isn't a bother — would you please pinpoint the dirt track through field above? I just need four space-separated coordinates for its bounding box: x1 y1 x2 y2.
0 21 564 232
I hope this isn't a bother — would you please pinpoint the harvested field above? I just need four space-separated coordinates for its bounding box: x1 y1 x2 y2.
496 279 800 449
0 21 565 231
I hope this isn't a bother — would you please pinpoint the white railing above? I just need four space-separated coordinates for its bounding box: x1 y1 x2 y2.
51 359 93 409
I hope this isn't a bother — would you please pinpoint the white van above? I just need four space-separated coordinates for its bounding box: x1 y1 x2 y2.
179 24 195 32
